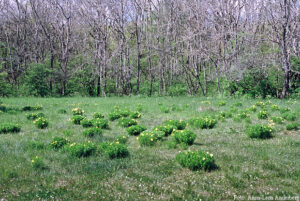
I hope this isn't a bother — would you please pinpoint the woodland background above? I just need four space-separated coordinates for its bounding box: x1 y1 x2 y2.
0 0 299 98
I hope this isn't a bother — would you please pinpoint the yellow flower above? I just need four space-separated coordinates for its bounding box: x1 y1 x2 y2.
202 157 206 160
150 138 153 141
31 160 34 163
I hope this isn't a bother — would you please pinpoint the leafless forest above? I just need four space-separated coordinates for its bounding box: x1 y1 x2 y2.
0 0 299 97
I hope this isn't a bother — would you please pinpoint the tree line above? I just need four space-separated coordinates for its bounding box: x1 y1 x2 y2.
0 0 299 98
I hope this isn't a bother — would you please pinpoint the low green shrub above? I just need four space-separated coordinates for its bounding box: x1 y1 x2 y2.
255 101 266 108
108 112 121 121
163 120 187 130
115 135 129 144
72 108 84 115
64 142 96 157
98 142 129 159
136 104 143 112
108 108 131 121
71 115 85 125
92 118 109 129
271 116 285 124
280 107 291 114
245 124 273 139
118 118 137 128
250 105 257 112
281 112 296 121
234 102 243 107
137 131 164 146
0 104 6 112
218 101 226 106
286 122 299 131
172 130 196 145
118 109 130 117
176 151 217 171
80 119 93 128
189 117 217 129
23 105 43 111
130 111 142 119
57 109 67 114
270 104 280 111
26 112 45 120
27 141 45 150
153 124 176 136
33 117 49 129
31 156 47 170
171 105 184 112
257 110 269 119
237 111 250 119
126 125 146 136
0 123 21 134
160 106 170 113
50 137 70 149
93 112 104 119
82 127 102 137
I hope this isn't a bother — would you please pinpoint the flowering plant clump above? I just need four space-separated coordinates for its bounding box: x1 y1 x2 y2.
93 112 105 119
108 111 121 121
281 112 297 121
130 111 142 119
98 142 129 159
153 124 177 136
108 107 132 121
0 123 21 134
270 104 280 111
257 110 269 119
80 118 93 128
280 107 291 114
50 137 70 149
115 135 129 144
137 131 163 146
163 120 187 130
218 101 226 106
271 116 285 124
26 112 45 120
92 118 109 129
71 115 85 125
189 117 217 129
23 105 43 111
72 108 84 116
118 118 137 128
34 117 49 129
31 156 46 170
82 127 102 137
286 122 299 131
64 142 96 157
118 109 131 117
126 125 146 136
250 105 257 112
245 124 273 139
237 111 250 119
255 101 266 108
172 130 196 145
176 151 217 171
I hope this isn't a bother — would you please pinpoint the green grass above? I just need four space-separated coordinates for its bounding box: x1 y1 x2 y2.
0 97 299 200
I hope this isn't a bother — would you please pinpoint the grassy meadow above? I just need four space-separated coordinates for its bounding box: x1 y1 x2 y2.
0 96 299 200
